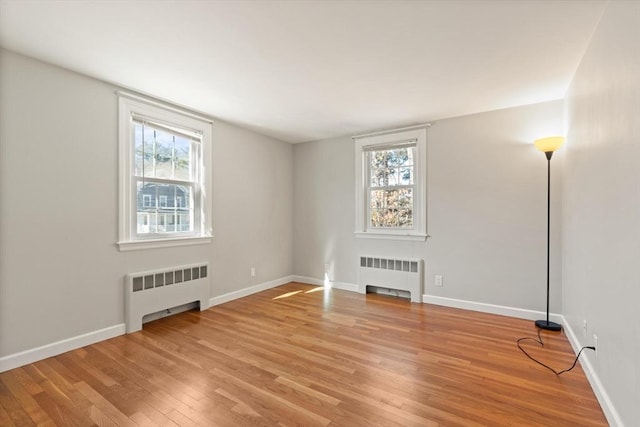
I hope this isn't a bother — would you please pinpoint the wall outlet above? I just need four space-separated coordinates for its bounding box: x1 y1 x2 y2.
250 267 256 277
583 320 588 338
435 275 443 287
593 334 598 359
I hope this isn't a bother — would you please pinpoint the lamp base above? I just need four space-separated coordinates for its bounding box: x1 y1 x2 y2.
535 319 562 331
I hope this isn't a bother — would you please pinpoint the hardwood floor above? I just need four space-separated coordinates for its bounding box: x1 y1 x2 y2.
1 282 606 426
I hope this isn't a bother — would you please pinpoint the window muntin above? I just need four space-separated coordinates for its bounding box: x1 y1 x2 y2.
118 93 212 250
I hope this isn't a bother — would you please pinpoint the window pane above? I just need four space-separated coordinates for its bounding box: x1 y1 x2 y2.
370 150 387 171
398 188 412 208
369 147 414 187
369 188 413 228
134 122 194 181
134 124 143 176
370 190 385 210
154 128 175 179
398 209 413 227
174 136 192 181
134 123 156 177
370 167 399 187
387 148 410 167
399 167 413 185
136 182 193 234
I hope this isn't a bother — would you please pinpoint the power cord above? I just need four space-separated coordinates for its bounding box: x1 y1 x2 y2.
517 327 595 375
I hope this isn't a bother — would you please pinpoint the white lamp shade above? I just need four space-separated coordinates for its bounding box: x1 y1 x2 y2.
534 136 565 153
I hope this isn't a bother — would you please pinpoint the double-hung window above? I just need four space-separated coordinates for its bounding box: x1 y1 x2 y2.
354 125 428 241
118 93 212 251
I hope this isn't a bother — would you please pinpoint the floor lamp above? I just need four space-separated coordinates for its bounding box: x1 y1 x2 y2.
534 136 564 332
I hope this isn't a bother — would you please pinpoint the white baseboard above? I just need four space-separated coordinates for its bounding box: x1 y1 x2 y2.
209 275 295 307
291 275 323 286
331 281 361 292
422 294 563 323
562 319 623 427
0 323 126 373
291 275 359 292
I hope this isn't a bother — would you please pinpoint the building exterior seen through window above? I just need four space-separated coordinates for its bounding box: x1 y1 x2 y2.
136 183 191 233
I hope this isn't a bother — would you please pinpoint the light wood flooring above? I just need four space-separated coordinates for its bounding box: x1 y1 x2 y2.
0 282 607 426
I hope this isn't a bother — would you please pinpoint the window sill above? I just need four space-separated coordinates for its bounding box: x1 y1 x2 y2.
117 235 212 252
354 231 428 242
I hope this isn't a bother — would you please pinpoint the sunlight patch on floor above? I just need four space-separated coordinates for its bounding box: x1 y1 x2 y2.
272 290 303 300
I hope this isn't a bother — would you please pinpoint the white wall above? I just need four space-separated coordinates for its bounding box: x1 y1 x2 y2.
211 121 293 296
0 49 293 358
563 1 640 425
293 100 564 313
293 136 358 285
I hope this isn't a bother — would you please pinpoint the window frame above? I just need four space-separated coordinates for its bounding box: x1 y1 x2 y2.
354 125 429 241
117 92 213 251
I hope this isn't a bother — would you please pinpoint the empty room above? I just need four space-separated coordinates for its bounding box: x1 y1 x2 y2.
0 0 638 426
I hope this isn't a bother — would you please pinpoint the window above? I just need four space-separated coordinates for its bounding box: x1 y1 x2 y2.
354 125 429 241
118 92 212 251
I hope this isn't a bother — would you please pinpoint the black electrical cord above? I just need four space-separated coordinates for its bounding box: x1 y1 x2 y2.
517 327 595 375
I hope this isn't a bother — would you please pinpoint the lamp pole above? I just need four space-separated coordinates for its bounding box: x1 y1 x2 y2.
534 137 563 332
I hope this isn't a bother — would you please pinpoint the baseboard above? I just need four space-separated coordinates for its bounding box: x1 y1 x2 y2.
291 275 323 286
209 275 295 307
291 275 359 292
562 319 623 427
0 323 126 373
422 294 563 324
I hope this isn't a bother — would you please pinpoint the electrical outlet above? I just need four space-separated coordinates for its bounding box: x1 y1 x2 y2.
583 320 588 338
593 334 598 359
250 267 256 277
435 275 443 287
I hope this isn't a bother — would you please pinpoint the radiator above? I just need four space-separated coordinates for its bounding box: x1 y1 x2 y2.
358 256 423 303
125 263 210 333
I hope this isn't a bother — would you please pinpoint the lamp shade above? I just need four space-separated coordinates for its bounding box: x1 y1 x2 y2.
534 136 565 153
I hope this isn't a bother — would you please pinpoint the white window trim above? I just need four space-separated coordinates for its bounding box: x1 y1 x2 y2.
354 124 430 241
117 91 213 251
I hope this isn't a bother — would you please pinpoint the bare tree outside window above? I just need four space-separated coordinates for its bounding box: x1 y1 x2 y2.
368 146 414 228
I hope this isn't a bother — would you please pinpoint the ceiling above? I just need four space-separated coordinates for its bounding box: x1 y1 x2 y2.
0 0 606 143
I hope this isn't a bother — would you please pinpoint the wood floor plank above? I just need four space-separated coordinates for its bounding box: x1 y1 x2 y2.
0 397 18 427
0 370 55 425
0 283 607 426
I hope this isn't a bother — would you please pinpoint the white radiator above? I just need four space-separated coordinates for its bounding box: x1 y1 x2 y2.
125 263 210 333
358 256 423 303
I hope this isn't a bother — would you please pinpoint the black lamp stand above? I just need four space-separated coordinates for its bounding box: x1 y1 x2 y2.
535 151 562 332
